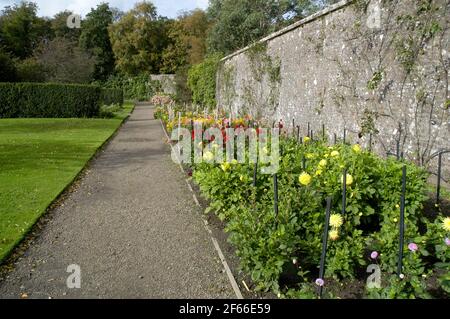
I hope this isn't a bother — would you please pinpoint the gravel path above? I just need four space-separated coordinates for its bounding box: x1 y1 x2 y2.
0 103 235 299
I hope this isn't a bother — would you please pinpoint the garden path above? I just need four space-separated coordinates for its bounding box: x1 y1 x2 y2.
0 103 236 299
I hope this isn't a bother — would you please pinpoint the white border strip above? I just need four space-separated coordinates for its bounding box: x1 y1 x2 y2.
159 117 244 299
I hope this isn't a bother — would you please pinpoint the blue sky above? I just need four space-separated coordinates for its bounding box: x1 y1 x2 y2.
0 0 209 18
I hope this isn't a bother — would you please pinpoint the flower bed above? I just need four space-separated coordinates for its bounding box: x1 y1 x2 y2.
156 108 449 299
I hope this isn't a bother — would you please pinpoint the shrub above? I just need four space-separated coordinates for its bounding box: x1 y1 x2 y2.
102 74 156 101
187 53 222 108
101 88 124 106
0 50 17 82
15 58 48 82
0 82 101 118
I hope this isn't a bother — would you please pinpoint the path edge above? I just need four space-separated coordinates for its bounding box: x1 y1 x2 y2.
158 115 244 300
0 103 136 274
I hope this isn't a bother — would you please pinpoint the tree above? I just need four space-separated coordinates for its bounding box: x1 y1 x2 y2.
51 10 81 42
15 57 47 82
206 0 339 55
0 49 17 82
0 2 51 59
108 1 171 75
79 3 116 81
34 37 95 83
161 9 210 73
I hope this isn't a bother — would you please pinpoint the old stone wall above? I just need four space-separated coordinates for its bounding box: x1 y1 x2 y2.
216 0 450 174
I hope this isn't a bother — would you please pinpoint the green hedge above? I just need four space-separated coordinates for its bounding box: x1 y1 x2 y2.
0 83 101 118
101 88 124 106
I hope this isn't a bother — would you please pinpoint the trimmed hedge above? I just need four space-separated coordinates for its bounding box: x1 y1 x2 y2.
101 88 124 106
0 83 102 118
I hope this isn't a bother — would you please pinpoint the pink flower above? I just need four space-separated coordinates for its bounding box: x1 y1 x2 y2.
445 238 450 246
315 278 324 287
408 242 418 252
370 251 378 259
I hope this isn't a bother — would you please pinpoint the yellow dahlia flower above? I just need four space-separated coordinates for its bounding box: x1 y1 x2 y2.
341 174 353 186
303 136 311 143
352 144 362 153
331 151 340 157
315 169 323 176
318 159 327 167
221 162 231 172
306 153 315 159
329 230 339 241
299 172 312 186
203 151 214 161
443 217 450 232
329 214 344 228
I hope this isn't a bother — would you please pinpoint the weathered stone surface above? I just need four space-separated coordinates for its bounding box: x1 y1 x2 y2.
150 74 177 95
216 0 449 174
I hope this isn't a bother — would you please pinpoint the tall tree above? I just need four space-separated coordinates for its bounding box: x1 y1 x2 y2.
0 2 51 59
108 1 170 75
51 10 81 42
206 0 338 55
79 3 116 81
34 36 95 83
0 49 17 81
161 9 210 73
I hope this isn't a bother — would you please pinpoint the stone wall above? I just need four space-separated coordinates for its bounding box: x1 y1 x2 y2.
150 74 177 95
216 0 450 174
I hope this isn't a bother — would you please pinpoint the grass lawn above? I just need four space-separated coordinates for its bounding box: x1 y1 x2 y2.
0 102 134 262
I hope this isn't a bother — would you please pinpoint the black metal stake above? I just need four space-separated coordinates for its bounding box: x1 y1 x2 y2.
343 128 346 144
437 151 442 206
253 162 258 187
322 124 325 140
397 165 407 276
318 197 332 298
369 133 372 152
274 174 279 218
333 133 337 145
310 130 314 141
307 122 310 138
342 169 347 215
297 126 300 142
292 118 295 137
396 140 400 160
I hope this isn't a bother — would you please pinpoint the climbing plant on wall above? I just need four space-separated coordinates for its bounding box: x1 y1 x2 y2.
329 0 448 167
242 42 282 119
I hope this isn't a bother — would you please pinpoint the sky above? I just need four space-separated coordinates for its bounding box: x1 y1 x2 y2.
0 0 209 18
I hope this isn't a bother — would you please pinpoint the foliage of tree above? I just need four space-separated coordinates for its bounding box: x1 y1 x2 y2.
79 4 116 81
0 2 51 59
161 9 210 73
15 57 47 82
206 0 340 55
0 49 17 81
51 10 81 42
108 2 171 76
34 37 95 83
